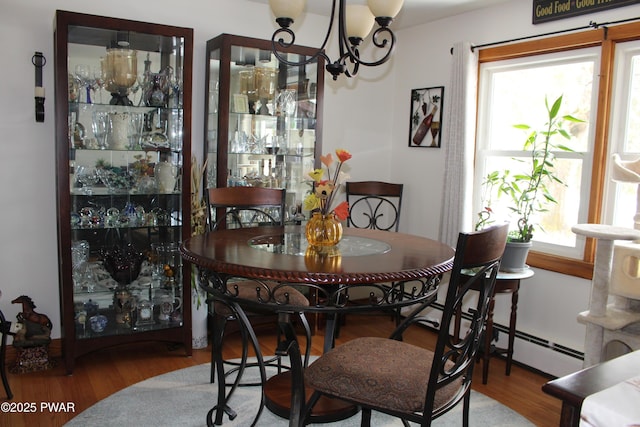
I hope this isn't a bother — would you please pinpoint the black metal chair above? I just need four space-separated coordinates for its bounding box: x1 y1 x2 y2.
0 292 13 400
203 187 311 425
300 223 508 427
344 181 405 326
346 181 403 232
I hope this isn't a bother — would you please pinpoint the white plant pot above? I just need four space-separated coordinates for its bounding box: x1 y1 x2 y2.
500 240 532 273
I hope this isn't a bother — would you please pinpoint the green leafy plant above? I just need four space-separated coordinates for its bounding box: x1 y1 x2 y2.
476 95 584 242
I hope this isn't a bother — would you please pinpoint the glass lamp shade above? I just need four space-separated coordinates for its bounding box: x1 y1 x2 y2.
346 5 375 40
269 0 306 20
367 0 404 18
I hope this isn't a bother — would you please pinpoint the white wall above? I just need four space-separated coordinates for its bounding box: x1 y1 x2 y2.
0 0 326 335
389 1 640 376
0 0 386 342
2 0 640 377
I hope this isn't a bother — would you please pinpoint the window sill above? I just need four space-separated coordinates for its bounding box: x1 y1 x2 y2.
527 251 593 280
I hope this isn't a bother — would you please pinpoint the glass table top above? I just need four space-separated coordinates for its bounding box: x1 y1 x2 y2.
249 231 391 257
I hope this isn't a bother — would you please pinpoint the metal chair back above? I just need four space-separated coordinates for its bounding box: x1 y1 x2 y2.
206 187 286 230
346 181 403 232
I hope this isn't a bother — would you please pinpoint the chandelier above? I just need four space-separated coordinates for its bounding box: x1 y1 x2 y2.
268 0 404 80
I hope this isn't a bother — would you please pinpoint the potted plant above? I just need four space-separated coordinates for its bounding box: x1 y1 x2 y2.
475 95 583 271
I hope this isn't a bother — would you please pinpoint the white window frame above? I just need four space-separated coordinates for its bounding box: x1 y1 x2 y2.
474 48 600 259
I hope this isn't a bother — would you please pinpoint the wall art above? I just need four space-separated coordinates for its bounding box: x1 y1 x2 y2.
409 86 444 148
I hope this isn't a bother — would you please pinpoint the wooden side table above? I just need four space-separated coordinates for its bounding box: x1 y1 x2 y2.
542 350 640 427
454 268 534 384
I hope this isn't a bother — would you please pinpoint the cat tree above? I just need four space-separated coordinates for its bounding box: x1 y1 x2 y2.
573 154 640 367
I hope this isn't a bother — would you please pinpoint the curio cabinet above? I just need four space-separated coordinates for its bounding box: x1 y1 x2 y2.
54 10 193 373
204 34 324 223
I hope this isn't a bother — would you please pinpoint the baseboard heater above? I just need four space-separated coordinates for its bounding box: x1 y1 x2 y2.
429 302 584 361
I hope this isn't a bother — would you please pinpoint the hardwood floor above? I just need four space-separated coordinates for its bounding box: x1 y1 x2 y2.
1 314 561 427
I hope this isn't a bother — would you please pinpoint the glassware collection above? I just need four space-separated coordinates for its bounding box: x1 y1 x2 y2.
204 34 324 221
55 10 192 371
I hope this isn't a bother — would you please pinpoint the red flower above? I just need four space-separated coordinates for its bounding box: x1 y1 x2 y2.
335 149 352 163
333 201 349 221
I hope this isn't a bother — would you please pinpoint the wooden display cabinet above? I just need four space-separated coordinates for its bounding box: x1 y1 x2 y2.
204 34 325 219
54 10 193 373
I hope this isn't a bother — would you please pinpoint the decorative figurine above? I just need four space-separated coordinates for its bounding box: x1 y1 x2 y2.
10 295 55 373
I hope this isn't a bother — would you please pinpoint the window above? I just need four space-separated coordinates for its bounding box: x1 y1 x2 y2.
604 40 640 229
475 49 597 259
474 22 640 278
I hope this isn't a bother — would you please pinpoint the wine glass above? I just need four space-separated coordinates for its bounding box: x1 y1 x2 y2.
74 64 92 103
92 64 105 104
430 122 440 147
76 166 98 195
170 66 183 108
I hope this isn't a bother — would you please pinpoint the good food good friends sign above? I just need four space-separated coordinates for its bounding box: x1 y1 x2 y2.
532 0 638 24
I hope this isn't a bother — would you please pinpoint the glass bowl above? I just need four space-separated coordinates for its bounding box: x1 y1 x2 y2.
97 167 135 193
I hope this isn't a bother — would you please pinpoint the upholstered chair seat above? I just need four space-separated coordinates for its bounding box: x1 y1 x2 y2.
305 337 461 414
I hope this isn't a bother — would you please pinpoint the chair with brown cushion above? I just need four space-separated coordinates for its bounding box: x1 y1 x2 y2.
203 187 312 424
300 223 508 427
346 181 403 232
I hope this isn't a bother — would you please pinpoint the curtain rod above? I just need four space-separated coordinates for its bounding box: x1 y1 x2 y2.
450 16 640 54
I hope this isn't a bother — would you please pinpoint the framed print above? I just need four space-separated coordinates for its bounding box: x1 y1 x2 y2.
233 94 249 113
409 86 444 148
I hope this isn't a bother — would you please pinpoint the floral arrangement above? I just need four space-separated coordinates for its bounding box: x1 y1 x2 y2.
190 155 208 309
190 155 208 237
303 149 351 220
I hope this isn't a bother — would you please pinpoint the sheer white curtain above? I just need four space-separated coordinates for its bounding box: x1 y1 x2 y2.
438 41 478 247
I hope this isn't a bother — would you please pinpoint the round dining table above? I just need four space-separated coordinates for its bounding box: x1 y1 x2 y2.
180 225 455 426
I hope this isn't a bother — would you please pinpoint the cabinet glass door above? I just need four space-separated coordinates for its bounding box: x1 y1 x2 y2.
55 11 193 373
205 34 323 222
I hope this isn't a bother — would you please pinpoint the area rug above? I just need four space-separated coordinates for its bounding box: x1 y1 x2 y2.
64 358 534 426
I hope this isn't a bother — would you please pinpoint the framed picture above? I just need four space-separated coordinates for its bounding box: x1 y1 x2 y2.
409 86 444 148
233 94 249 113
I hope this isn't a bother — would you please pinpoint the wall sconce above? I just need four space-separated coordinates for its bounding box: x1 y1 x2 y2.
269 0 403 80
32 51 46 122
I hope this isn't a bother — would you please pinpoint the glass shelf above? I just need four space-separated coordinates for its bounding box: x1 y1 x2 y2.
204 33 324 218
55 10 193 373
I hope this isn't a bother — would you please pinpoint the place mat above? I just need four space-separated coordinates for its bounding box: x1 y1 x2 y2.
580 375 640 426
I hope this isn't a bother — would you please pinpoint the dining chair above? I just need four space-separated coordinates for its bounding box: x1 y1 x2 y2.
0 292 13 400
346 181 403 232
203 186 312 424
300 223 509 427
343 181 405 327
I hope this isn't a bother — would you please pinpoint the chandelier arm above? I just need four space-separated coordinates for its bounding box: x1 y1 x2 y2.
270 0 339 69
343 26 397 69
337 0 348 60
340 50 360 79
271 38 330 69
269 0 399 79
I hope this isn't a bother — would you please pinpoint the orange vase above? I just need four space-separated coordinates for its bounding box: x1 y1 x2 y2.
305 212 343 247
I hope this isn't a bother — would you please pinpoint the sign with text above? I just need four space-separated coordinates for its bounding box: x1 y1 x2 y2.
533 0 639 24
